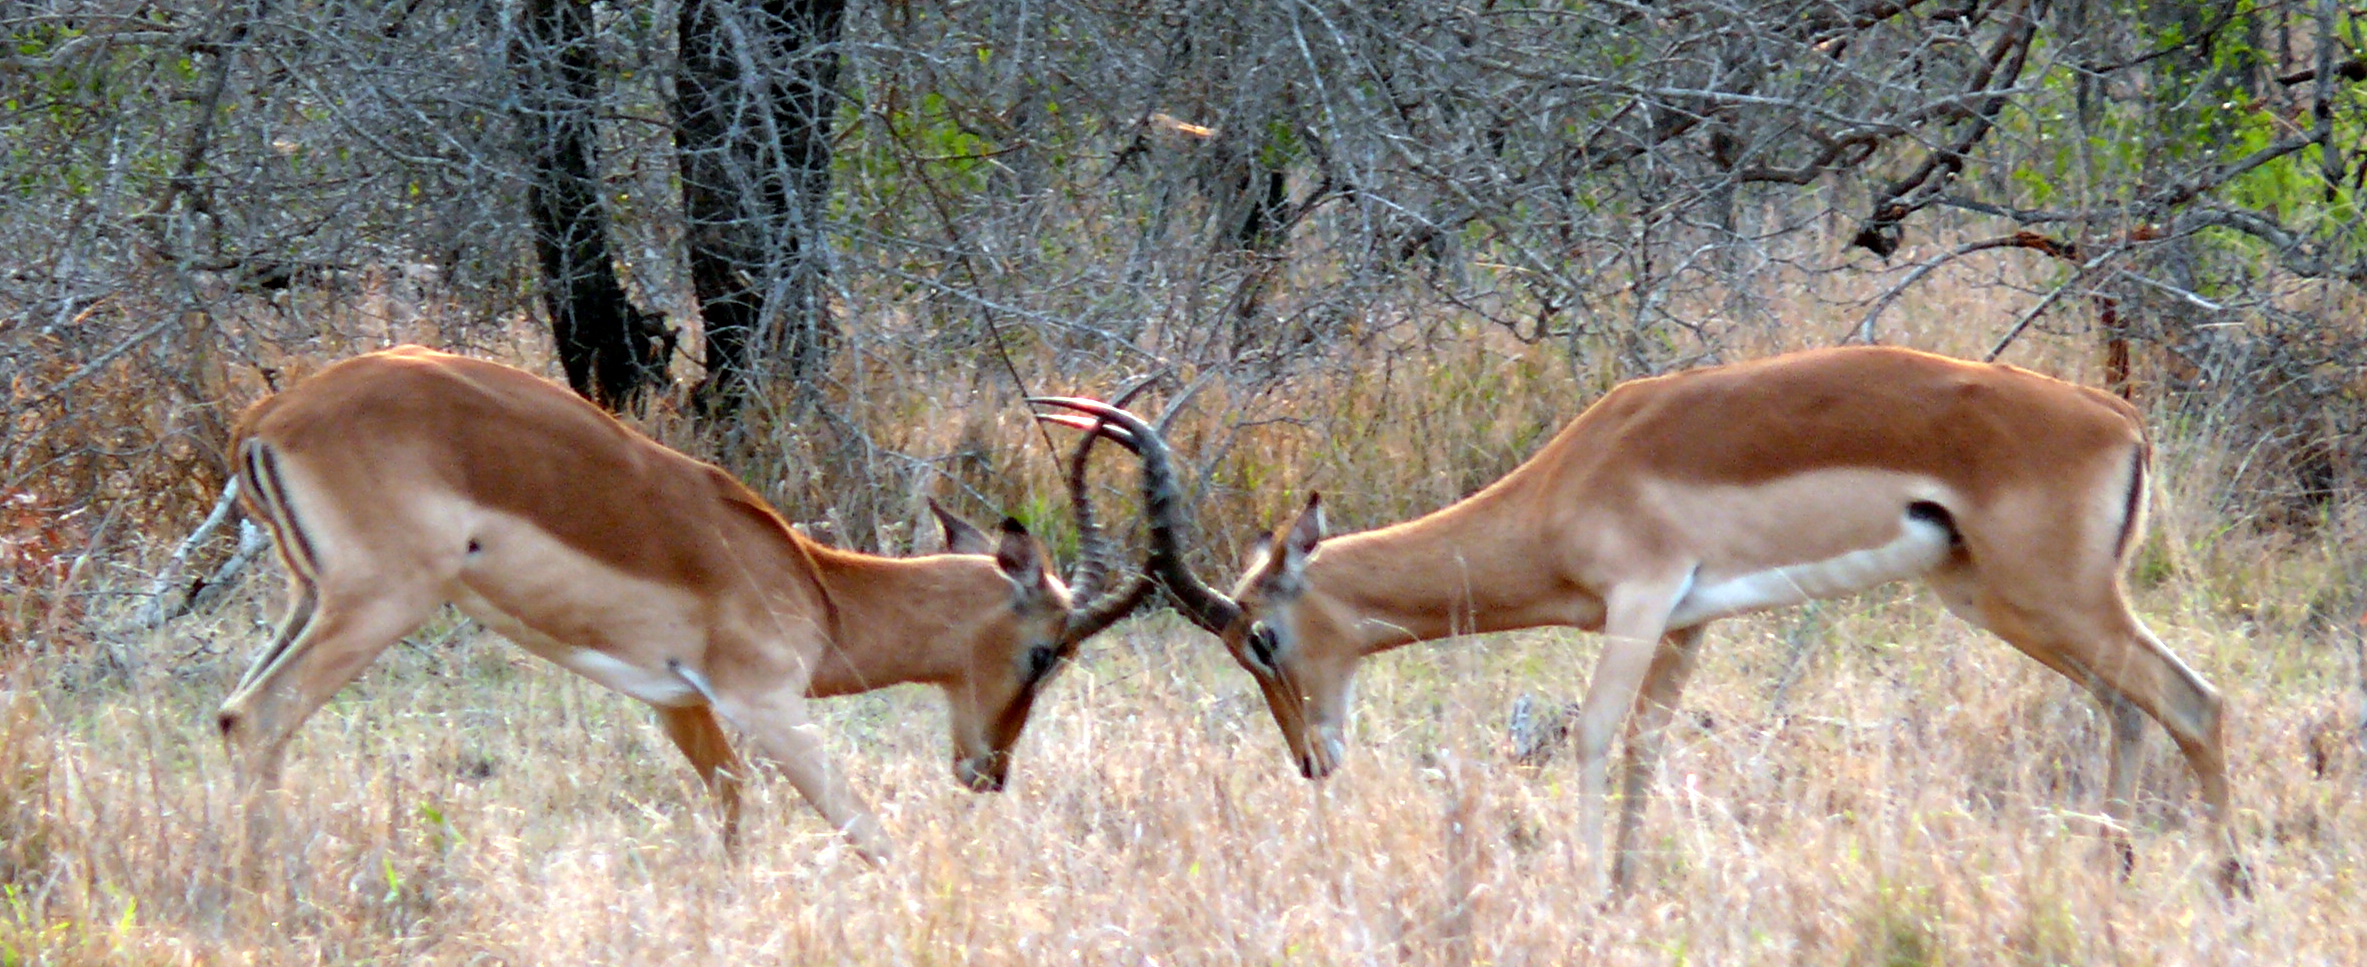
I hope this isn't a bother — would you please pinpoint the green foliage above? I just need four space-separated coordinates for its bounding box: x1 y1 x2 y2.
1990 0 2367 290
0 881 154 967
835 80 1010 234
0 14 248 211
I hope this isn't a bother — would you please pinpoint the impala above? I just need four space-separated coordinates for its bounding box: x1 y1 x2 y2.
216 345 1145 862
1038 345 2229 888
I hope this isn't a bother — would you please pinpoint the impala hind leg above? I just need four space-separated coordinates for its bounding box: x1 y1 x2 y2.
727 689 889 864
2095 687 2149 873
1930 568 2229 856
216 581 445 787
2015 609 2219 826
2097 613 2230 829
215 580 442 883
1611 623 1709 891
233 580 318 697
2054 612 2229 883
656 704 747 846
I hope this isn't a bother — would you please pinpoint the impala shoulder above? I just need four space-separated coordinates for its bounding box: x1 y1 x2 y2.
700 464 801 540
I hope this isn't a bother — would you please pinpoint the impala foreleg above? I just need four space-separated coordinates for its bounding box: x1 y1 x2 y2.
1611 623 1708 892
657 704 748 847
731 690 890 864
1572 576 1690 893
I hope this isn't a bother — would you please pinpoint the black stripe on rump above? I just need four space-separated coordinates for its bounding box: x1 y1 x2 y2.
242 439 322 582
2112 444 2147 562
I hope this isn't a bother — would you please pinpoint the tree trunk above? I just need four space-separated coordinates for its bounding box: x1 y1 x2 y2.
676 0 846 417
517 0 669 412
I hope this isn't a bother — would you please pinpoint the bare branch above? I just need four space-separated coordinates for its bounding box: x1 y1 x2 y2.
1984 243 2133 362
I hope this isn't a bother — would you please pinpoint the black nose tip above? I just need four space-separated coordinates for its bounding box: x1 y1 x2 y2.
216 710 240 737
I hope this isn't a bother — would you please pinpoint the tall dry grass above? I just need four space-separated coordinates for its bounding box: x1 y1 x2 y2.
3 543 2361 964
5 276 2364 964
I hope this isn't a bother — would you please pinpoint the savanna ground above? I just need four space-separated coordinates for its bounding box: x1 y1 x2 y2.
4 287 2366 965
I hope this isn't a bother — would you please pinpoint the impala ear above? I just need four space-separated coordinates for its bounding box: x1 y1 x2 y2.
992 518 1057 601
1283 492 1325 561
930 497 994 555
1255 493 1324 593
1242 531 1276 573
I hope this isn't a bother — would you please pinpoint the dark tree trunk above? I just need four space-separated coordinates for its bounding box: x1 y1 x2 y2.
518 0 668 412
676 0 846 417
1235 167 1290 251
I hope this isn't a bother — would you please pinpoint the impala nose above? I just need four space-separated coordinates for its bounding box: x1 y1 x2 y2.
1298 731 1346 779
955 753 1009 793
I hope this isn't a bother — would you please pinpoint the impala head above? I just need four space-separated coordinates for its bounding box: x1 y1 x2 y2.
1030 396 1351 780
1223 493 1357 779
929 507 1072 792
929 414 1153 792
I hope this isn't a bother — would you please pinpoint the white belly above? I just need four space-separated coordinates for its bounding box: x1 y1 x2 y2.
449 586 705 707
1664 509 1953 629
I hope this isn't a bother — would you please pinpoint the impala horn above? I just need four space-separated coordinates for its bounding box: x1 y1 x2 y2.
1050 378 1161 647
1029 394 1243 636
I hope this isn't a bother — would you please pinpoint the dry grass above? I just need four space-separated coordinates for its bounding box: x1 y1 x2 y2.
4 530 2362 965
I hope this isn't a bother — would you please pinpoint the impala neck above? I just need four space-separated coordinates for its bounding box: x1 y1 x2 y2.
798 545 1003 696
1311 477 1595 655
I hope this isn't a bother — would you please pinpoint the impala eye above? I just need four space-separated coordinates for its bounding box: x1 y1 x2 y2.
1244 621 1281 673
1023 644 1060 686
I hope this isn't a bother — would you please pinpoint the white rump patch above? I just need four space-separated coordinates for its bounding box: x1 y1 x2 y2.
1664 510 1954 629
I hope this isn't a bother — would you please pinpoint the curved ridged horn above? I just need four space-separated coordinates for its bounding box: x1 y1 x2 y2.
1028 396 1243 635
1053 379 1162 646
